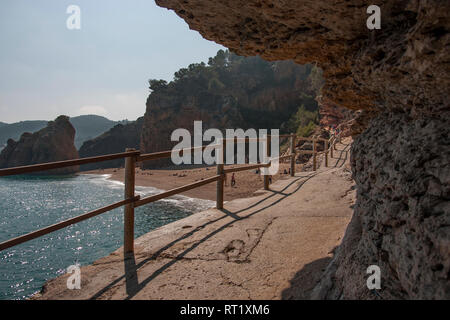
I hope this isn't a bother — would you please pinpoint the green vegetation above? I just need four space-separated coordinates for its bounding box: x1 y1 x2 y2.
285 105 319 137
148 50 325 132
283 64 323 137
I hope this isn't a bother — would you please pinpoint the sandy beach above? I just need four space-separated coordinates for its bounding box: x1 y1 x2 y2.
83 162 303 202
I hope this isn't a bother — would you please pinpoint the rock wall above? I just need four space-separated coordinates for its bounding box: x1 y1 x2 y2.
317 96 355 137
0 116 79 174
155 0 450 298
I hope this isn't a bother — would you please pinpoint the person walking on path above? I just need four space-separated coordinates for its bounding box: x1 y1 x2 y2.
231 173 236 187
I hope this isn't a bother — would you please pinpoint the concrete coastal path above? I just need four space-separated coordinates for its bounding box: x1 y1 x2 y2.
35 138 355 300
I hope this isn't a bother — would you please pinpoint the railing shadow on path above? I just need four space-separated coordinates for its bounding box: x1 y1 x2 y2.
333 143 351 168
90 173 317 300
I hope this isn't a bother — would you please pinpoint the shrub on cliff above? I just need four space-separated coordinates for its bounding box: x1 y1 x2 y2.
285 105 319 137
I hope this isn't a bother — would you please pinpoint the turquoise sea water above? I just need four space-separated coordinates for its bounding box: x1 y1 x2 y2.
0 174 213 300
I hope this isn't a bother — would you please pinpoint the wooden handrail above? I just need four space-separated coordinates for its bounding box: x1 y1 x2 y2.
134 175 221 208
297 150 315 155
271 154 292 162
222 137 265 142
0 130 342 253
278 134 294 138
137 144 220 162
0 196 140 252
223 162 271 174
296 136 328 142
0 150 140 177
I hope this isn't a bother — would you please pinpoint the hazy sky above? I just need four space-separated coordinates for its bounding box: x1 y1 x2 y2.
0 0 224 123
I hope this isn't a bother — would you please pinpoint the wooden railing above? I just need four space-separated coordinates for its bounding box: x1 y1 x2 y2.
0 132 341 254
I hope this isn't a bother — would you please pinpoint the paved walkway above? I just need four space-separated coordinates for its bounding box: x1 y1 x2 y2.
35 138 355 300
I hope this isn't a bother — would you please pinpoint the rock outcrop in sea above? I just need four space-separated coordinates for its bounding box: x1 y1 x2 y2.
0 115 79 174
155 0 450 299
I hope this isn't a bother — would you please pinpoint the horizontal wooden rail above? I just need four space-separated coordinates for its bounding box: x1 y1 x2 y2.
134 175 221 208
296 136 328 143
297 150 315 155
223 162 271 174
0 130 340 253
0 196 140 252
0 151 140 177
223 135 291 141
137 144 220 162
222 137 266 142
278 134 294 138
297 150 326 155
271 154 292 162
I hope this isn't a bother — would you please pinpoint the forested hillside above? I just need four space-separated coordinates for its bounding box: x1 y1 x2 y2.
141 49 324 167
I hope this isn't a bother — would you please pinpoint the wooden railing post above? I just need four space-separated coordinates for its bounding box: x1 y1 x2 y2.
216 140 224 209
264 135 270 190
330 137 334 158
124 148 136 254
290 133 295 177
325 140 328 167
313 139 317 171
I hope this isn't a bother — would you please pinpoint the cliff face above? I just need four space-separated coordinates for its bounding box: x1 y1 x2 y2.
141 55 322 168
0 116 79 174
317 97 355 137
155 0 450 298
78 117 144 170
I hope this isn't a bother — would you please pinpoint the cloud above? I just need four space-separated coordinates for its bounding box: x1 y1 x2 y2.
76 105 108 117
71 91 147 121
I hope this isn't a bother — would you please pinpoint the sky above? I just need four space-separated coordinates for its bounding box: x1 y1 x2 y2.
0 0 225 123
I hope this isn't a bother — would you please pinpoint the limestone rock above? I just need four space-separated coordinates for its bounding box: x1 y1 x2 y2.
317 96 355 136
0 116 79 175
156 0 450 299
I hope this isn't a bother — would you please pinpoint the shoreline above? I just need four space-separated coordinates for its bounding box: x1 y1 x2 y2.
81 162 303 202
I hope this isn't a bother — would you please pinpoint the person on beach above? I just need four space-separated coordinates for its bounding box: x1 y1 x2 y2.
231 173 236 187
255 168 262 180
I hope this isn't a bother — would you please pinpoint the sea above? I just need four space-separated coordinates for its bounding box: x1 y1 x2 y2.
0 174 214 300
